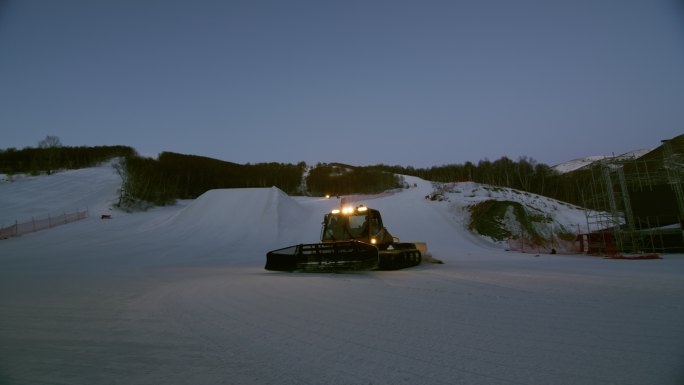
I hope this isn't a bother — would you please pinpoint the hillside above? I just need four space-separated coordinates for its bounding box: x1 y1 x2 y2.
2 164 684 384
5 136 680 214
1 161 589 252
551 148 653 174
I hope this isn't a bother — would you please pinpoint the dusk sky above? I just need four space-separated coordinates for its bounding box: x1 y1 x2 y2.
1 0 683 168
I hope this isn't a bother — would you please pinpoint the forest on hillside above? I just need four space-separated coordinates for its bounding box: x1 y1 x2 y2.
0 144 135 175
0 143 307 207
117 155 403 206
0 143 402 207
369 157 596 208
1 141 630 210
117 152 306 206
306 163 402 196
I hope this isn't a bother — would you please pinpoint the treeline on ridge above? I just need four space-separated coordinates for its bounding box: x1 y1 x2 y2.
2 143 602 209
120 156 401 206
119 152 306 206
306 163 402 196
369 157 593 208
0 144 400 207
0 145 306 206
0 145 135 175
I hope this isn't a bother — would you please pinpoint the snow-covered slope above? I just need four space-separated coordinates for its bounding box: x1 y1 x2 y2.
1 165 684 385
428 181 589 245
551 155 609 173
552 148 653 173
0 160 122 226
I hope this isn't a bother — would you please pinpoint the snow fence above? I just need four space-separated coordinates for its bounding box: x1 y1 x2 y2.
0 209 89 240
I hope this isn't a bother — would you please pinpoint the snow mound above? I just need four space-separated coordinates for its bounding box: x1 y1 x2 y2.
165 187 304 246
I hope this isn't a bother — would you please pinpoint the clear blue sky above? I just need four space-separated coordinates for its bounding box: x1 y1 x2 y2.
1 0 683 168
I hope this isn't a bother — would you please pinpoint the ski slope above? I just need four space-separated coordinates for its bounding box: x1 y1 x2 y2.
1 163 684 385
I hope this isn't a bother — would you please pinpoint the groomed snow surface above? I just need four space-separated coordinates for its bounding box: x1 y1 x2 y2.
1 163 683 385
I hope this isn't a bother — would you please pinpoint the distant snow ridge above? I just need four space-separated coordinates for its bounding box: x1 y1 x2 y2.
551 148 652 174
552 155 608 174
167 187 302 245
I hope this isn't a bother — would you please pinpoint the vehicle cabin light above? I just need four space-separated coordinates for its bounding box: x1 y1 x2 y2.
332 205 369 215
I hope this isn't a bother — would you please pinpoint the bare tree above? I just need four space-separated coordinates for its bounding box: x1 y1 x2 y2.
38 135 62 148
37 135 62 174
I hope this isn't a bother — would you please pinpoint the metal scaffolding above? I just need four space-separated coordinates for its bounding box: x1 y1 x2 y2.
582 136 684 254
